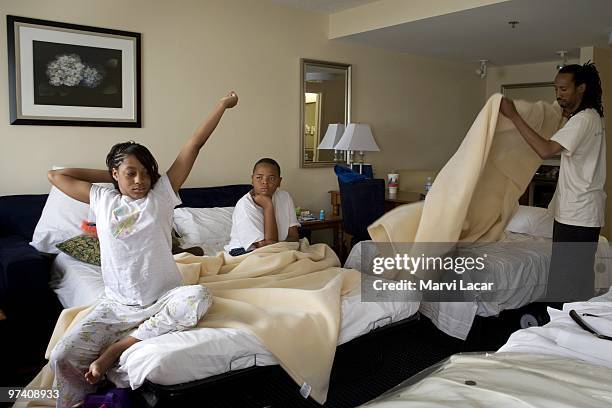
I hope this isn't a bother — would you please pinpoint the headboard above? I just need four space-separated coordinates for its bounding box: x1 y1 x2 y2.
178 184 251 208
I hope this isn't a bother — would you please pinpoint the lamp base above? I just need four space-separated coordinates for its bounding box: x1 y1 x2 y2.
350 163 373 178
349 163 362 174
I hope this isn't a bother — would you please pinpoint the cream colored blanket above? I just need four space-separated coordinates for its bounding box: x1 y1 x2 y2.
369 93 563 247
15 241 360 407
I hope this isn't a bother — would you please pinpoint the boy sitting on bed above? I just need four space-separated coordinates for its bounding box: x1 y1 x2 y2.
225 158 300 255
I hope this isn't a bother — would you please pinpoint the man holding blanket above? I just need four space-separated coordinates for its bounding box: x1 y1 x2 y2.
500 62 606 302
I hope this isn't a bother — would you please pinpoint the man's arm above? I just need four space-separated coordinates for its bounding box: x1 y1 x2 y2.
167 91 238 193
500 97 563 159
47 168 112 204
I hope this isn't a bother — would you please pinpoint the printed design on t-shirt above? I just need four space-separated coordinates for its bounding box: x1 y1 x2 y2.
111 204 141 238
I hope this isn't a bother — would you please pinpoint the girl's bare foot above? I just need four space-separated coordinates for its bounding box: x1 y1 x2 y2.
84 336 140 384
85 351 117 384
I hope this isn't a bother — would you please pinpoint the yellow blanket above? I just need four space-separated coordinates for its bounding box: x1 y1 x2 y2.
369 93 563 247
16 241 360 407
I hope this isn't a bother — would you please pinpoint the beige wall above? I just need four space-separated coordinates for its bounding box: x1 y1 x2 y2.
0 0 484 216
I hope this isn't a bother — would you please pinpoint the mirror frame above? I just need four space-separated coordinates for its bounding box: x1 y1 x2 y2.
300 59 351 168
501 81 555 99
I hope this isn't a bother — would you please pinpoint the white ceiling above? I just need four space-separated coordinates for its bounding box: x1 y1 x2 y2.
272 0 612 66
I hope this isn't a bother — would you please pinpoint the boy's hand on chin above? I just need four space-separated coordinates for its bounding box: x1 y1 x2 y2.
251 191 273 209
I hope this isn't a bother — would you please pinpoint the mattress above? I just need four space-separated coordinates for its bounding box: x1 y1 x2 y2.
345 232 551 339
49 252 419 390
110 286 418 389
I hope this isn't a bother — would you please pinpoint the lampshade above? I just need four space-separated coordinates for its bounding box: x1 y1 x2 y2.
318 124 345 149
334 123 380 152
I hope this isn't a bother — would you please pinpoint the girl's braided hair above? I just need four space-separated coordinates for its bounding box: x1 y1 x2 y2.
105 141 161 190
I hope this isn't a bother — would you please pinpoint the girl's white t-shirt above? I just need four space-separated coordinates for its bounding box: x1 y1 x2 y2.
90 174 182 306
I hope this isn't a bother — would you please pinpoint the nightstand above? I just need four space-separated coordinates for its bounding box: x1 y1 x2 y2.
329 190 423 216
299 215 345 261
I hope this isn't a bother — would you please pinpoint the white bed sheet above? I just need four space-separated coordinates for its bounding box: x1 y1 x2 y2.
49 252 419 390
498 288 612 368
50 253 105 308
345 233 551 339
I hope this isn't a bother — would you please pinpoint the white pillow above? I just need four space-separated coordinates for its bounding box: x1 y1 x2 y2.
505 205 554 238
173 207 234 247
30 183 113 253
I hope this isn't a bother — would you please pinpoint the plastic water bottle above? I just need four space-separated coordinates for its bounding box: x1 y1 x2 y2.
424 177 433 195
319 209 325 220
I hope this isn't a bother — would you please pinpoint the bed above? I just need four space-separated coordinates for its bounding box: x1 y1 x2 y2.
363 289 612 407
50 255 418 390
36 184 424 407
345 205 612 340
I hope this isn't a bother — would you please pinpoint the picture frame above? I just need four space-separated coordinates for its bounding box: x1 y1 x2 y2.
7 15 141 127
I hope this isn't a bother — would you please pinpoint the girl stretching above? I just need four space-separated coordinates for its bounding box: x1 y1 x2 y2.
48 91 238 407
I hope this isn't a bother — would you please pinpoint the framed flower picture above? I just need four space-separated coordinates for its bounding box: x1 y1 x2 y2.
7 15 141 127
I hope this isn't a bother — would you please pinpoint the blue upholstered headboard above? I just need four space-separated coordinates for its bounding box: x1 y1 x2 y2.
178 184 251 208
0 194 49 240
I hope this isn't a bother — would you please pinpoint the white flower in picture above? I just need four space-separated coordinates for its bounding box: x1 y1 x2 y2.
81 65 104 88
46 54 85 87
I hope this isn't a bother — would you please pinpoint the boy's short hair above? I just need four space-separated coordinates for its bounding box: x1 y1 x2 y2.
253 158 281 177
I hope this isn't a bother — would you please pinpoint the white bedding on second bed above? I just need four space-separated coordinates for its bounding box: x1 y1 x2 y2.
498 288 612 368
363 288 612 408
49 251 419 390
345 232 551 339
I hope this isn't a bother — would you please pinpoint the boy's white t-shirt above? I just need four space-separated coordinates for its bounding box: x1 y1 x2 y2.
225 189 300 252
549 108 606 227
90 174 182 306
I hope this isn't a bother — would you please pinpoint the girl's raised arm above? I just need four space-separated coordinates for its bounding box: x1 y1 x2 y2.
167 91 238 192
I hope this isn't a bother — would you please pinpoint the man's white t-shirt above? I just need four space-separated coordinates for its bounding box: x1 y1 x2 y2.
90 174 182 306
225 189 300 252
549 108 606 227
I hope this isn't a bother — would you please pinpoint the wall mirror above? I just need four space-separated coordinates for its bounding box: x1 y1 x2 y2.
300 59 351 168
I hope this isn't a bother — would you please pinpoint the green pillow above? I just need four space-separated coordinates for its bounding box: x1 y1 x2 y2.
56 235 101 266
